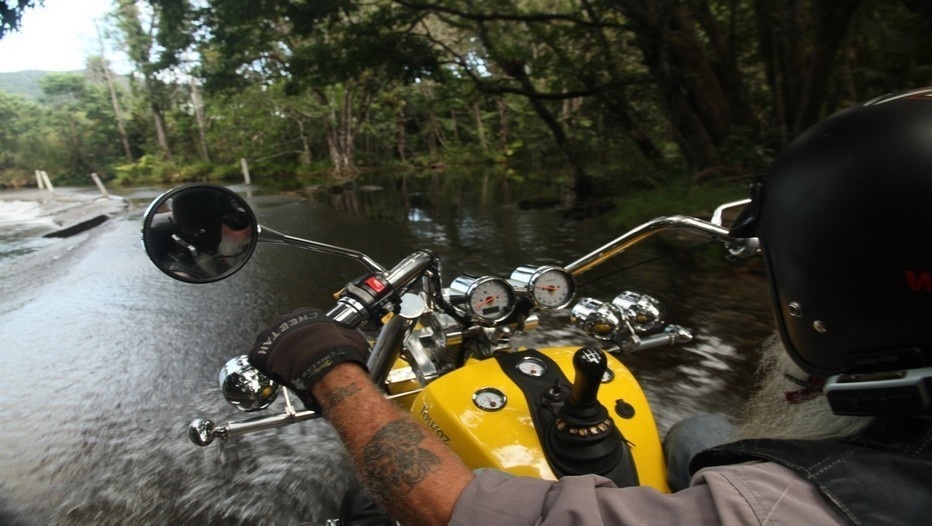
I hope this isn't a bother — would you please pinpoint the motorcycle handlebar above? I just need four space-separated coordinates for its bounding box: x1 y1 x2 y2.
326 250 437 329
565 215 753 276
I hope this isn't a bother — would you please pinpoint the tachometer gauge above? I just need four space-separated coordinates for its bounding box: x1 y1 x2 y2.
450 275 517 323
511 265 576 310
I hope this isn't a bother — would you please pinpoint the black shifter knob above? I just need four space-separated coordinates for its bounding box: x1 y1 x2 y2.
545 347 639 486
568 347 607 411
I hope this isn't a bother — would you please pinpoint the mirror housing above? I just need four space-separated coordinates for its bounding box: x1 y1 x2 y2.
141 184 258 283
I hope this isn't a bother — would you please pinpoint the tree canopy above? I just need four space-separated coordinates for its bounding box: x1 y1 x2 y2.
0 0 39 39
0 0 929 191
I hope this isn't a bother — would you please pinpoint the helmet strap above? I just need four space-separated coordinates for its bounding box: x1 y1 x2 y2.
783 373 826 404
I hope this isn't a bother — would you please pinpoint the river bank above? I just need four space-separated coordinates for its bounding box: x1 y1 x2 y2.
0 186 132 312
0 186 130 239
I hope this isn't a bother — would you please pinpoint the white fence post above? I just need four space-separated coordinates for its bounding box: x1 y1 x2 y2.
40 171 55 193
90 173 110 198
36 170 45 189
241 158 251 185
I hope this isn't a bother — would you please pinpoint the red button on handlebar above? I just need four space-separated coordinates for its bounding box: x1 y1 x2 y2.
365 276 387 293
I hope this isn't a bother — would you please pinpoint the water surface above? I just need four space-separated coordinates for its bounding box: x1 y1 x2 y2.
0 174 772 524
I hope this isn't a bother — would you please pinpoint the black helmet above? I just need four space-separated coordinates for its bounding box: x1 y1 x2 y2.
171 187 223 253
732 88 932 377
171 186 247 253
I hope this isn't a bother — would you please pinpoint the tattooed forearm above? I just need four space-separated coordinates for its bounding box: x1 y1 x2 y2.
360 419 440 500
323 384 361 409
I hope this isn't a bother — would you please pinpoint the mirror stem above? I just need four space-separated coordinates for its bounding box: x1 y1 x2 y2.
257 225 387 274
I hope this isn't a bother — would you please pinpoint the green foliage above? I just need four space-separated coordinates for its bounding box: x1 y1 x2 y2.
113 154 174 185
113 155 244 185
1 0 929 189
608 176 753 230
0 91 41 185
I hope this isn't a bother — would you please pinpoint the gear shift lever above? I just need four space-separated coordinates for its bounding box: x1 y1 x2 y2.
545 347 638 486
567 347 607 417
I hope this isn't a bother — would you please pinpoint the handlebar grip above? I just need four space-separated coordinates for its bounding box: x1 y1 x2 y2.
327 250 437 329
327 296 369 328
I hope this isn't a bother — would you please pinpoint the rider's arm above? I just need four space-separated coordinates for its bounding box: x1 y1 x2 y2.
311 363 476 526
448 461 848 525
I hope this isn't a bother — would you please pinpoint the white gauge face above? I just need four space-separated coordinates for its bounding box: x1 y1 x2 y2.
528 267 576 309
473 388 507 411
516 356 548 377
467 277 516 322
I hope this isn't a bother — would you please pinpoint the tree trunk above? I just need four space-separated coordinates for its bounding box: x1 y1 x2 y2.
616 0 750 169
471 100 488 153
754 0 865 143
507 65 593 203
189 78 211 162
95 24 133 163
580 0 667 168
449 108 460 144
395 102 407 163
105 63 134 163
315 86 359 178
497 96 509 151
151 100 172 161
296 118 312 165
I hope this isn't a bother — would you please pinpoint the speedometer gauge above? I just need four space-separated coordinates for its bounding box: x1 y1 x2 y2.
511 265 576 309
450 275 517 323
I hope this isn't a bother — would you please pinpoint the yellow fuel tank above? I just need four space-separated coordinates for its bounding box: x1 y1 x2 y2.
406 347 669 492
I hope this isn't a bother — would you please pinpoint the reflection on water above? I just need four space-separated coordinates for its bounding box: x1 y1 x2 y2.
0 173 773 524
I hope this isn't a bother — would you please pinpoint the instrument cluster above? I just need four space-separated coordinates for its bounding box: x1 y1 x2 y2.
448 265 576 324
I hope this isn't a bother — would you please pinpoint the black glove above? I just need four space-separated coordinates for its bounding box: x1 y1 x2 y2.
248 307 369 409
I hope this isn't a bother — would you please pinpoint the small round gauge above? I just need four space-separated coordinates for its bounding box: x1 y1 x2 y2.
516 266 576 310
473 387 507 411
453 276 517 323
516 356 548 377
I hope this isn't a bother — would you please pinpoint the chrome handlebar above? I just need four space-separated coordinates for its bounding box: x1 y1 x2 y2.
566 214 756 276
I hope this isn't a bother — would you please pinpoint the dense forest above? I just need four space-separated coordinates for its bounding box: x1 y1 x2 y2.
0 0 929 195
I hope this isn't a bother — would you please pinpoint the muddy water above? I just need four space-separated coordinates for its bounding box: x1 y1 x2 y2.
0 174 773 524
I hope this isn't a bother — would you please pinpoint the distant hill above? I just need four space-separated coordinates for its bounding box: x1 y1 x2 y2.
0 69 130 101
0 70 82 100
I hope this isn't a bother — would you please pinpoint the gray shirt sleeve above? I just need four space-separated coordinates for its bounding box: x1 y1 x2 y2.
449 461 848 525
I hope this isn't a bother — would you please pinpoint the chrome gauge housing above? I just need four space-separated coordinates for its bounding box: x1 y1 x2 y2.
570 297 626 341
449 275 517 323
611 291 664 333
510 265 576 310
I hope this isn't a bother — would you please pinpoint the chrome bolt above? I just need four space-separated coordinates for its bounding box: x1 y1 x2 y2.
787 301 804 318
813 320 828 333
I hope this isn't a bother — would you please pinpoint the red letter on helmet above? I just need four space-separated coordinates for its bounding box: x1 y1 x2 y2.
905 270 932 292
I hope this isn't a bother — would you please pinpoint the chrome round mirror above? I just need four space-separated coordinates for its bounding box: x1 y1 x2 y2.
141 184 258 283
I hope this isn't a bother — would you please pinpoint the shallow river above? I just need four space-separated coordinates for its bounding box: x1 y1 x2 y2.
0 173 773 524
